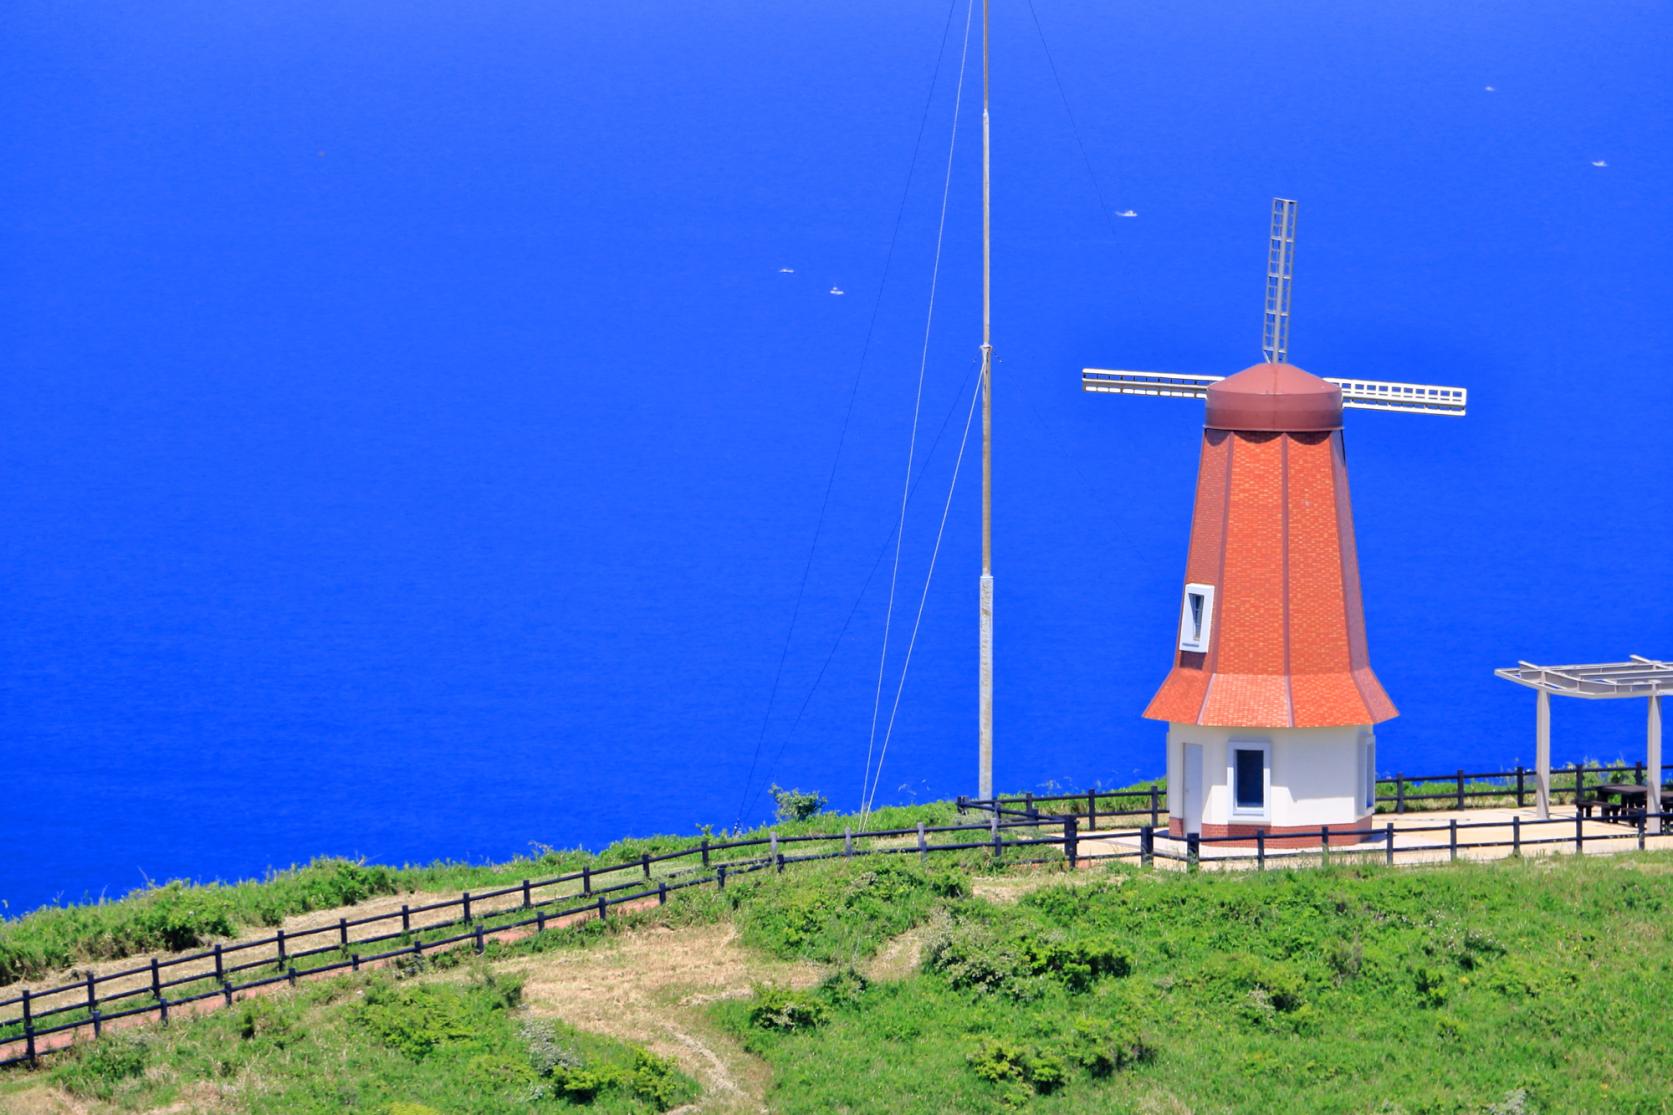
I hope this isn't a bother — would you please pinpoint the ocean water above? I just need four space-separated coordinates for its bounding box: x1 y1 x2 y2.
3 1 1670 914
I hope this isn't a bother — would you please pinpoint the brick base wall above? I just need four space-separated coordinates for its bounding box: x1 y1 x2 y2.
1167 815 1376 848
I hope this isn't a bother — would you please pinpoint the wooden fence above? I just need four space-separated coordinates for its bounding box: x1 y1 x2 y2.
964 760 1673 823
2 799 1669 1069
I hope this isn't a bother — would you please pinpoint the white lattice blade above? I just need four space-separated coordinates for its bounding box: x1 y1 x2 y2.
1328 377 1467 416
1262 198 1299 364
1082 369 1221 399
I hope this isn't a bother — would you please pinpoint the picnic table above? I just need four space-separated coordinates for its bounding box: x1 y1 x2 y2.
1585 782 1673 822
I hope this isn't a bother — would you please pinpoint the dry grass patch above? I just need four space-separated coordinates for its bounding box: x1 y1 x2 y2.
500 923 821 1113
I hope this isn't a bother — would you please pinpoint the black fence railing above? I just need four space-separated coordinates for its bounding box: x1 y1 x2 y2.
0 813 1068 1068
2 799 1669 1070
963 761 1673 822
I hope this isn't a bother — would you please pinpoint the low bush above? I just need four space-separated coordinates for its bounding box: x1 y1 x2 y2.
748 984 829 1031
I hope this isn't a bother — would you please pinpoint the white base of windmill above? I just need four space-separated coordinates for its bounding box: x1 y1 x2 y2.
1164 724 1378 847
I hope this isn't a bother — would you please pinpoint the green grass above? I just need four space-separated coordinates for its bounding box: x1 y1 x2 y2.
715 855 1673 1114
0 799 962 985
33 963 697 1113
4 849 1670 1113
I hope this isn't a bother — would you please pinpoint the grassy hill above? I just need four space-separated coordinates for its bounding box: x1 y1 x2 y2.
2 822 1669 1114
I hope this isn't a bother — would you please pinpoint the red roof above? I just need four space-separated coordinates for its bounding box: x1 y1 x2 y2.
1145 365 1396 729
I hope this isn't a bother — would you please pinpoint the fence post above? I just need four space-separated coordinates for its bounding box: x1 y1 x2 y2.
1637 814 1646 852
717 864 727 890
991 811 1002 860
1385 822 1395 866
221 981 233 1007
597 896 608 921
213 943 224 981
86 970 97 1015
957 794 967 812
401 904 411 935
642 853 651 880
1088 790 1098 830
1455 769 1465 810
1140 824 1153 866
522 879 532 909
1065 817 1079 870
1573 762 1584 803
159 995 170 1024
1449 819 1458 862
1186 833 1200 871
22 988 34 1066
340 917 350 949
1320 829 1330 865
1635 760 1645 786
582 866 592 896
1512 815 1521 856
844 828 854 858
1025 792 1036 821
536 910 547 933
286 967 297 988
701 838 710 867
1149 786 1160 827
1516 766 1526 807
770 832 779 866
917 821 928 865
659 882 668 906
152 956 163 997
352 952 361 972
1396 774 1406 814
462 892 472 923
1256 830 1266 871
275 930 286 972
474 924 485 954
1576 811 1584 855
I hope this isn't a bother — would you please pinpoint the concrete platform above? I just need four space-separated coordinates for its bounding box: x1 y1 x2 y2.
1076 805 1673 870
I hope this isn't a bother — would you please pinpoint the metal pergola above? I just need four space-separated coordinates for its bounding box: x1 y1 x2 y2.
1496 655 1672 833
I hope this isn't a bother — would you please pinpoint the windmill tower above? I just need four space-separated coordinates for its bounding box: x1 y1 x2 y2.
1083 199 1467 847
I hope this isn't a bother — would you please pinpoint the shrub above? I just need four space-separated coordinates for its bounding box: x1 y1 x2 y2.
924 916 1132 999
748 984 829 1031
968 1036 1067 1096
769 785 829 822
356 984 476 1059
1069 1015 1155 1076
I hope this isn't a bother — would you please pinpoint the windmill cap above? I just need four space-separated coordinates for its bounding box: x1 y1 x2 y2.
1205 362 1343 432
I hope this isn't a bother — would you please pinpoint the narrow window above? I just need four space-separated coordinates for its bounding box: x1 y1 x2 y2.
1178 583 1215 652
1360 735 1376 812
1233 747 1266 811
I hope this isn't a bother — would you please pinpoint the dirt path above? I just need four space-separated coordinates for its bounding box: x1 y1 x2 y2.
497 923 823 1114
7 890 462 1024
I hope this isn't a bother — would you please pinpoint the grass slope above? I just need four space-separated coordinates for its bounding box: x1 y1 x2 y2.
717 856 1672 1114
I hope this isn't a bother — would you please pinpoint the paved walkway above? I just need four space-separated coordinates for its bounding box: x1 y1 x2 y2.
1078 804 1673 870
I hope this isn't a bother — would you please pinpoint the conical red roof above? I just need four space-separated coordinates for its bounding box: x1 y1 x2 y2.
1206 362 1342 433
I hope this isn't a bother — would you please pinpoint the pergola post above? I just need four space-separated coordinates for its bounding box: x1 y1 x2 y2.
1535 688 1551 820
1649 694 1663 837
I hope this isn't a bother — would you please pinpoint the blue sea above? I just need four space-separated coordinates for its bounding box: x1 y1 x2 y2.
3 1 1670 915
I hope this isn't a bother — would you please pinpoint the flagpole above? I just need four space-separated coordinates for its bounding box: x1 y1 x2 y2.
977 0 994 802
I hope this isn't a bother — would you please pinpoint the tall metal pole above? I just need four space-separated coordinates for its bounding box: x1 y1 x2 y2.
977 0 994 801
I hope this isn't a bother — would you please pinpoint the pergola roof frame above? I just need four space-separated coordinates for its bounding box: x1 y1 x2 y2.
1495 655 1673 699
1495 655 1667 834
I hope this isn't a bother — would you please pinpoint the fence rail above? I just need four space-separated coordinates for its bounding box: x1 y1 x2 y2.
963 761 1673 821
2 797 1669 1070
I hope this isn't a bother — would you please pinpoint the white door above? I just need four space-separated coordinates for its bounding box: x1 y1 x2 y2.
1183 743 1205 835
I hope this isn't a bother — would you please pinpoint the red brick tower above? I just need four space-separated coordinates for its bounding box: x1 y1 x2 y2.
1145 362 1397 731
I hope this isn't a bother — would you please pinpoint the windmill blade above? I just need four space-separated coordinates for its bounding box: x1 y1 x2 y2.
1330 377 1467 416
1262 198 1299 364
1084 369 1467 416
1082 369 1222 399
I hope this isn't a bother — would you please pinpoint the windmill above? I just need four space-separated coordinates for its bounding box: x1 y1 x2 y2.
1079 199 1468 847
